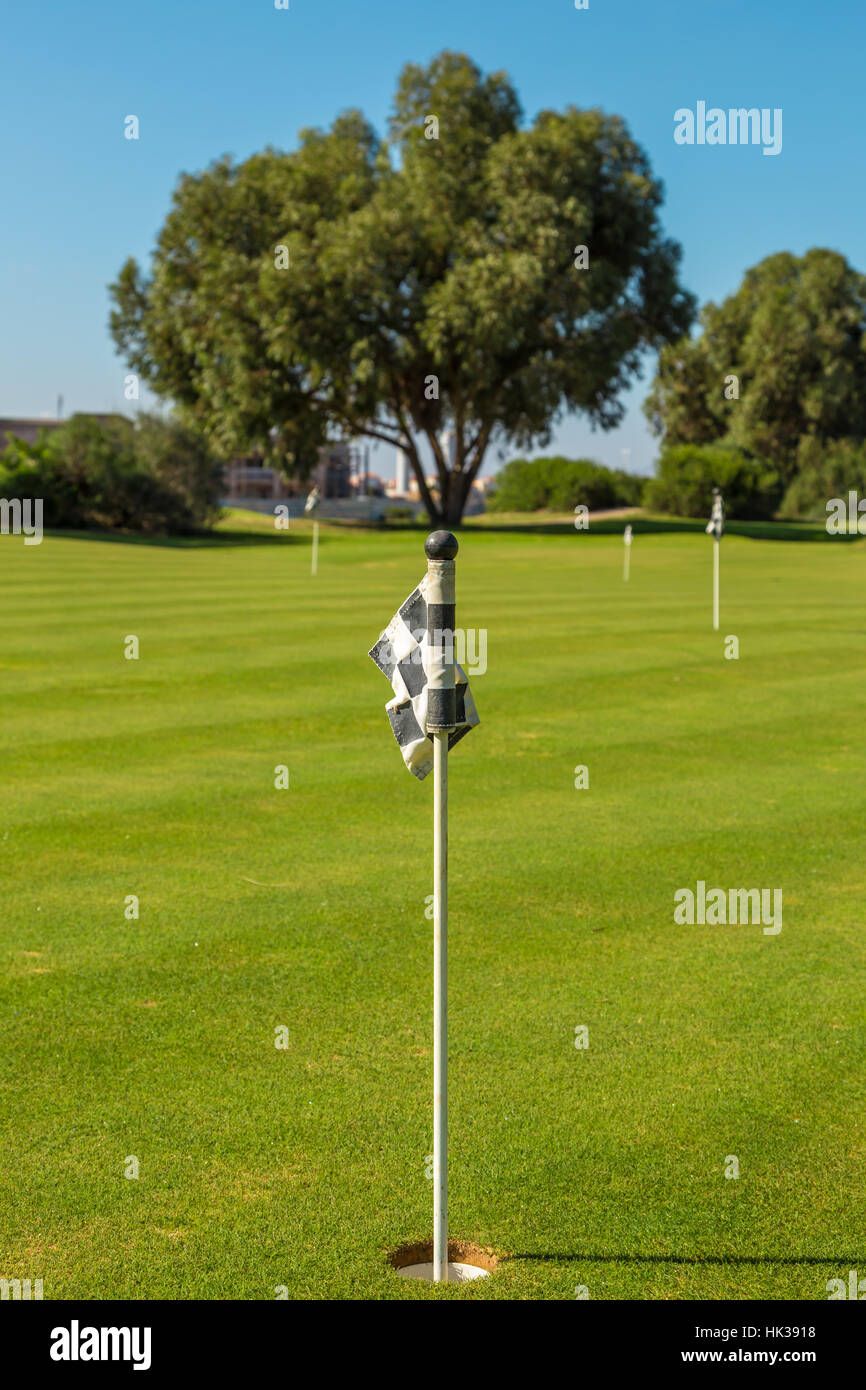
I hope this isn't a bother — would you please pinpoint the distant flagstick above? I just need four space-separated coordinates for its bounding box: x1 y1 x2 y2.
623 523 632 582
706 488 725 629
304 485 320 576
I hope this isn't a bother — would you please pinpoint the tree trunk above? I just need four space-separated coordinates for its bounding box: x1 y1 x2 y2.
406 433 483 529
433 469 468 529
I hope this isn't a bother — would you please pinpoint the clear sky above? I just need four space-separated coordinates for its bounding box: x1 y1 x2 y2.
2 0 862 478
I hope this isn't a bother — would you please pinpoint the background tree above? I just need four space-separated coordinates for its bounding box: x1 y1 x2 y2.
110 51 694 526
644 249 866 490
0 413 223 534
778 436 866 519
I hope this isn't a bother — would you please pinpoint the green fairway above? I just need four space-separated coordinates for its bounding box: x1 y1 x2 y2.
2 516 864 1300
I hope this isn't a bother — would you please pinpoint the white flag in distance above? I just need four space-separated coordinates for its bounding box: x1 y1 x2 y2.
706 489 725 540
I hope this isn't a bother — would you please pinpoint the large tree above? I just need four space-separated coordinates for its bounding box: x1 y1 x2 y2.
644 248 866 483
110 52 694 525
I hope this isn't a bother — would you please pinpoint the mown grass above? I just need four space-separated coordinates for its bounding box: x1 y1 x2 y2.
1 515 863 1299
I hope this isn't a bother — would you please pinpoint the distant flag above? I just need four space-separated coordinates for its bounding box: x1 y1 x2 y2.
706 487 725 629
368 532 480 1283
623 523 633 582
705 487 725 541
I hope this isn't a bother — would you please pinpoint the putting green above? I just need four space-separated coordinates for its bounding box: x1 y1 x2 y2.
1 516 863 1299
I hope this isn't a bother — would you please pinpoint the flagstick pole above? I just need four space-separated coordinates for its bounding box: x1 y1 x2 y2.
713 537 719 630
312 520 319 577
432 728 448 1283
623 546 630 583
424 528 459 1286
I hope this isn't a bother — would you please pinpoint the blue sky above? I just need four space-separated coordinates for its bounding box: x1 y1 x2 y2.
2 0 862 478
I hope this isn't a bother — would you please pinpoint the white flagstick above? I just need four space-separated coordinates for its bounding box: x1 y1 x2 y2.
707 487 724 630
432 728 448 1282
425 529 458 1284
623 524 632 582
312 520 319 577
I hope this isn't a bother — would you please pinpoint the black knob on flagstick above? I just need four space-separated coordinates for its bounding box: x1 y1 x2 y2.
425 530 459 561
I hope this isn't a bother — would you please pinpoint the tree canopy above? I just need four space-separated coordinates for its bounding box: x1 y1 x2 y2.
644 248 866 488
110 51 694 524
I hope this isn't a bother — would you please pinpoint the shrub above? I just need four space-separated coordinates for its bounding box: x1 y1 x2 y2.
384 504 417 522
487 456 646 513
644 443 781 520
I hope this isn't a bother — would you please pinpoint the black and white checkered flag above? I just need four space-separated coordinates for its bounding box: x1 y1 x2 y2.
369 575 479 780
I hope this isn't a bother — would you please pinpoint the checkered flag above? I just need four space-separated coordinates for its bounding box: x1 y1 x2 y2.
706 488 725 540
369 575 479 780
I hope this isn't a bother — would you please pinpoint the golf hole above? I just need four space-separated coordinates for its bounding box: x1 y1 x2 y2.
389 1240 498 1283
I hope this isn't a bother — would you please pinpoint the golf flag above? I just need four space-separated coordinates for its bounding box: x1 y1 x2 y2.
370 531 472 1283
369 576 479 780
706 488 725 540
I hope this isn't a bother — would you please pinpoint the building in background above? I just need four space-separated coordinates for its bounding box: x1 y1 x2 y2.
1 416 492 519
439 427 457 471
0 414 123 448
223 441 357 506
398 468 492 516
